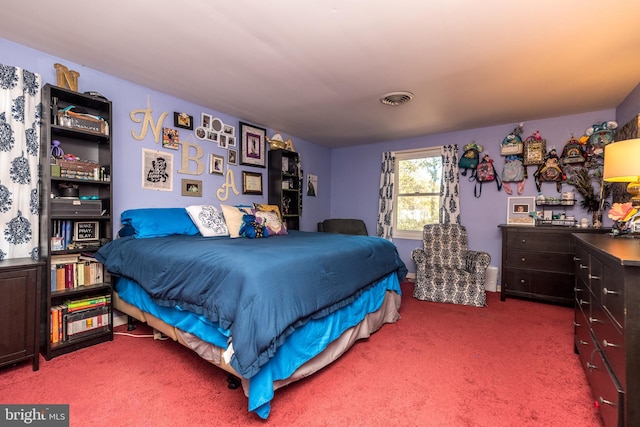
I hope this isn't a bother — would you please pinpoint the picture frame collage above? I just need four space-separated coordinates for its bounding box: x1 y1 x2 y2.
194 114 238 174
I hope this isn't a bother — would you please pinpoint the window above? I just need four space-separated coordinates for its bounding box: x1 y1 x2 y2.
393 147 442 239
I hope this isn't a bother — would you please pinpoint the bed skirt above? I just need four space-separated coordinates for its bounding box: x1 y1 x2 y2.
112 287 401 408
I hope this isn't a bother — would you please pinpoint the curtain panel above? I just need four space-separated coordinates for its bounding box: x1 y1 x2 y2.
0 64 42 260
439 144 460 224
376 151 395 240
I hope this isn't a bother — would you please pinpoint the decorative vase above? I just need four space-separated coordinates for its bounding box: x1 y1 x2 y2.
592 210 603 228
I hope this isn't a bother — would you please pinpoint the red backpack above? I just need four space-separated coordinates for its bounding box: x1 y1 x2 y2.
474 154 502 197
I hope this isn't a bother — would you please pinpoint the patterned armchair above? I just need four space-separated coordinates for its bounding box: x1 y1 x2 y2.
411 224 490 307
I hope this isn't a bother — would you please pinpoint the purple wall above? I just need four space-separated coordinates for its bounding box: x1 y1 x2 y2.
3 36 637 279
1 37 333 232
329 111 619 275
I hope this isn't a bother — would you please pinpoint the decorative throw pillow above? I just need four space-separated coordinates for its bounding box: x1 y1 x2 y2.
252 209 288 236
253 203 283 221
220 204 253 238
239 213 269 239
120 208 200 238
185 205 228 237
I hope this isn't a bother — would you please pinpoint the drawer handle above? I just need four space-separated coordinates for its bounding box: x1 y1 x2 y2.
521 239 526 243
573 256 581 261
579 299 589 306
588 274 600 280
579 340 588 346
599 396 617 407
520 279 525 284
587 362 598 370
603 287 618 295
521 257 526 262
574 286 583 293
602 340 620 348
579 264 588 270
589 316 602 324
573 321 581 327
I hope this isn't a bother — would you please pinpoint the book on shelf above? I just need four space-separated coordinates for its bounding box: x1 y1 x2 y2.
65 306 110 341
65 294 111 313
50 299 111 344
50 257 106 291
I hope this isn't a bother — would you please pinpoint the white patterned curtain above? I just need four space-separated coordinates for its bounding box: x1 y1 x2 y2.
376 151 395 240
0 64 42 260
439 144 461 224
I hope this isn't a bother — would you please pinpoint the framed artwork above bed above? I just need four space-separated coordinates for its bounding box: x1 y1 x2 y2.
239 121 266 168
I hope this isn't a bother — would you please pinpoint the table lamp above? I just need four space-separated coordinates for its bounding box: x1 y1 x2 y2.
603 137 640 209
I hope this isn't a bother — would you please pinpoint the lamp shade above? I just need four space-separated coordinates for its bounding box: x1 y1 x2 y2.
603 138 640 182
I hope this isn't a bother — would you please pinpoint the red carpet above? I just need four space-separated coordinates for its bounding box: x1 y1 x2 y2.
0 281 603 426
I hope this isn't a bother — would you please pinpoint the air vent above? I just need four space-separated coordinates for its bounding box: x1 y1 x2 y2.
380 91 414 106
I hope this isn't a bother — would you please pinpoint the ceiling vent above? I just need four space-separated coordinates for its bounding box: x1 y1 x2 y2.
380 91 414 106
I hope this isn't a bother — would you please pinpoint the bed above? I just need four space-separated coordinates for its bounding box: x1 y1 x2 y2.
94 207 407 419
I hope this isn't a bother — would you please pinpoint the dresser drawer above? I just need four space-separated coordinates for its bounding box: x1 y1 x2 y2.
587 349 623 427
574 304 593 369
587 255 603 300
506 231 573 253
504 268 574 301
505 251 574 273
574 244 590 284
601 264 624 330
591 304 625 389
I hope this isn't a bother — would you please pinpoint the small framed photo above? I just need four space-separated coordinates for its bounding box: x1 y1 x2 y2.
507 197 535 225
74 221 99 242
182 179 202 197
210 154 224 175
162 127 179 150
195 127 207 140
239 121 266 168
201 113 212 129
228 149 238 166
242 171 263 195
174 112 193 130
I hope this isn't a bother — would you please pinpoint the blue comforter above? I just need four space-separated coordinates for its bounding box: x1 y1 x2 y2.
95 231 407 378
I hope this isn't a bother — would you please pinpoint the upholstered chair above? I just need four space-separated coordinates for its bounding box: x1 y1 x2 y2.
317 219 368 235
411 224 490 307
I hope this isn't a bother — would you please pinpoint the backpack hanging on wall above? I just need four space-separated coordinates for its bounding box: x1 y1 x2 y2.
458 142 483 177
502 158 527 195
534 148 564 192
474 154 502 198
560 136 586 185
499 123 524 156
500 123 527 195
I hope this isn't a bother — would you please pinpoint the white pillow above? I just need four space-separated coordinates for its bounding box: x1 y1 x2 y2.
185 205 229 237
220 204 252 238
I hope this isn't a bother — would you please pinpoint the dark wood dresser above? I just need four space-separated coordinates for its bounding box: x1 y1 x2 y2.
573 233 639 427
499 225 609 305
0 258 43 371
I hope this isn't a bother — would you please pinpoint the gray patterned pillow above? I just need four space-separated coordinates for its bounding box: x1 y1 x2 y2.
185 205 229 237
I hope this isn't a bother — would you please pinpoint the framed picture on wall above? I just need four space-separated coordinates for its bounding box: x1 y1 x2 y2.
181 179 202 197
242 171 263 195
173 112 193 130
507 197 535 226
210 154 224 175
239 121 266 168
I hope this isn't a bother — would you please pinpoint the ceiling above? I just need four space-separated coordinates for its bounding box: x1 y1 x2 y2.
3 1 640 148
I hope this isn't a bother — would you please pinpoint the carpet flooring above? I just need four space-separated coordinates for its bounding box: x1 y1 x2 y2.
0 281 604 426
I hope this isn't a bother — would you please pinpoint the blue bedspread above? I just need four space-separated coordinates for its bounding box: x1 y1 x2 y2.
95 231 407 378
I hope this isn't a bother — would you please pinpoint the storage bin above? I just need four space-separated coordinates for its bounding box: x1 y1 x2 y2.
484 265 499 292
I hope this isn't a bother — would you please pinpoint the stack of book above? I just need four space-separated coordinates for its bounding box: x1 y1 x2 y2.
50 254 108 292
50 294 111 344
